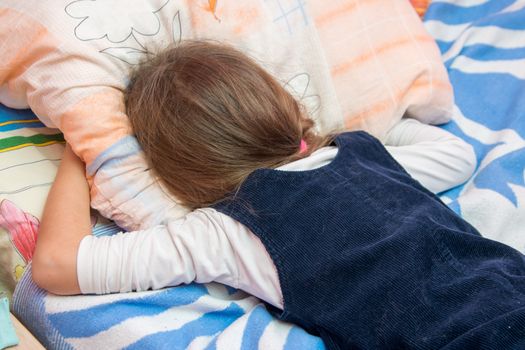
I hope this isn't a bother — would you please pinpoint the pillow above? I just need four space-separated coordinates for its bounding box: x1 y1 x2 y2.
311 0 450 137
0 0 452 230
0 104 64 299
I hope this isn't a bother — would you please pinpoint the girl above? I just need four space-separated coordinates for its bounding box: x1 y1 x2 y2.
32 42 525 349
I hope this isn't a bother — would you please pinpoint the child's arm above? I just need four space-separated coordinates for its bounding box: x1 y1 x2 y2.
32 145 91 295
34 202 282 306
31 150 281 304
384 118 477 193
75 209 282 307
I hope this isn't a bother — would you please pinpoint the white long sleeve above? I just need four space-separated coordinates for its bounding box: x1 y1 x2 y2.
78 208 284 307
278 118 477 193
78 119 477 308
384 118 476 193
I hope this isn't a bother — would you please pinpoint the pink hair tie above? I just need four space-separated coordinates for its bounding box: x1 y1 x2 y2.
299 139 308 154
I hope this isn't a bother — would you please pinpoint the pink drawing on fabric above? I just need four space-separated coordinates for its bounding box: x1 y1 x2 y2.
0 200 39 263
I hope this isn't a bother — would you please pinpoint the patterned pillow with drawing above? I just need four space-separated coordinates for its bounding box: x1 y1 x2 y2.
0 105 64 299
0 0 451 232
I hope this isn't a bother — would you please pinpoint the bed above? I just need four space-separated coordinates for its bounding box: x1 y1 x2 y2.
1 0 524 348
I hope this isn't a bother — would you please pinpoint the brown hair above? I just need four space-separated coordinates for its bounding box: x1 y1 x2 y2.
126 40 332 209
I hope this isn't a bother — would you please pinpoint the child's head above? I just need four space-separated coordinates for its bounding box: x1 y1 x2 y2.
126 41 330 209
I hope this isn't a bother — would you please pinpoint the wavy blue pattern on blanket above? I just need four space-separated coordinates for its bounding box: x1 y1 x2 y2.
48 284 208 338
475 7 525 29
474 149 525 206
445 72 525 135
240 305 273 350
426 1 525 236
284 327 326 350
460 44 525 61
124 303 245 350
11 1 525 348
435 39 455 54
425 0 515 24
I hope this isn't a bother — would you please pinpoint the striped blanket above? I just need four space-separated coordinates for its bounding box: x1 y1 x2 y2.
425 0 525 247
7 0 525 348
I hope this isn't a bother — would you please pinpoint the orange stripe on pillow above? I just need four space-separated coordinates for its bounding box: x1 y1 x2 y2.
344 78 452 130
0 9 56 85
411 78 453 92
331 35 435 77
314 2 359 27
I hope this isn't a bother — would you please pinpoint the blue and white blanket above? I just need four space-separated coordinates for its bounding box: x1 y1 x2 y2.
425 0 525 247
11 1 525 348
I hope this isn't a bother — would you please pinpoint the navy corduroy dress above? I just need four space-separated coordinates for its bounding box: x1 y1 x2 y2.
213 131 525 350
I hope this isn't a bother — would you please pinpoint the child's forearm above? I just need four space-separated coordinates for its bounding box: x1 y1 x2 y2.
32 144 92 295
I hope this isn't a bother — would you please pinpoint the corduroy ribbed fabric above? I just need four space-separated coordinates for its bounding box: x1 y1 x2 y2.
213 131 525 350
